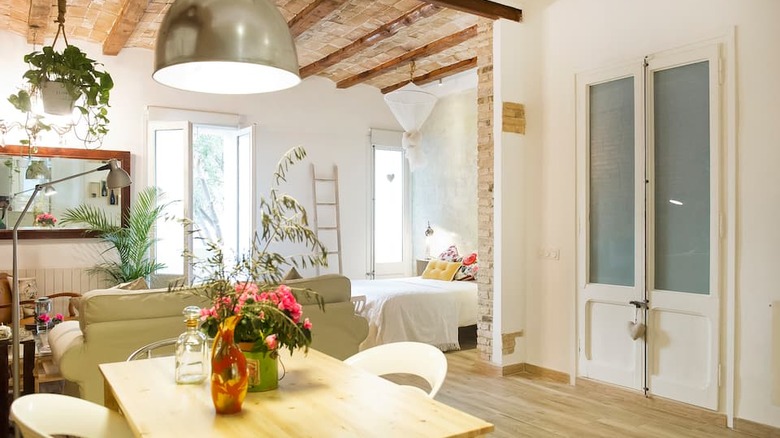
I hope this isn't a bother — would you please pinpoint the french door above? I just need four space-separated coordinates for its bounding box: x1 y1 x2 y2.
577 44 722 410
370 144 411 278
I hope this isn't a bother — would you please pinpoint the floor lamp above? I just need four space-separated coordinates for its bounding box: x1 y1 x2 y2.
10 158 131 399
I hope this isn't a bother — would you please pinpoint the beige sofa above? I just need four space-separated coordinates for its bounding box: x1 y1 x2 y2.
48 274 368 405
285 274 368 361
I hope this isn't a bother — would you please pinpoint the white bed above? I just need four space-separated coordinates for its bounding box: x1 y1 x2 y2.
351 277 478 352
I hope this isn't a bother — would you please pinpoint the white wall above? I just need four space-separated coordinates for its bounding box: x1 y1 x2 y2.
0 31 400 279
412 89 478 260
531 0 780 428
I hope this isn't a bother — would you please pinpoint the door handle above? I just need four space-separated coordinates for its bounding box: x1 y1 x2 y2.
629 300 648 309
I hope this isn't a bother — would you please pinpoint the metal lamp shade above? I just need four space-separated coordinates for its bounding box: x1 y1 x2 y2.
153 0 301 94
105 160 132 189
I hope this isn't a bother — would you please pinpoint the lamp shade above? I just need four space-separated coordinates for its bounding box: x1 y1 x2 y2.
153 0 301 94
106 160 132 189
384 82 438 133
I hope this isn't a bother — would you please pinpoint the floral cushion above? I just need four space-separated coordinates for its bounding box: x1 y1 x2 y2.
455 252 478 281
438 245 462 262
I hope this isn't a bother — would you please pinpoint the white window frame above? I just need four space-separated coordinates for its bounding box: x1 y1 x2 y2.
146 108 255 282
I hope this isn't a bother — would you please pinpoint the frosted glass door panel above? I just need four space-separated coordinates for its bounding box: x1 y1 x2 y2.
589 77 635 286
374 149 404 264
653 61 710 294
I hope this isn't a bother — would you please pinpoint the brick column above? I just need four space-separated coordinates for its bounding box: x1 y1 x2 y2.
475 20 494 362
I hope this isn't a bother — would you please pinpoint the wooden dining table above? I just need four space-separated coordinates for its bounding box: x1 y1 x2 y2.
99 348 494 437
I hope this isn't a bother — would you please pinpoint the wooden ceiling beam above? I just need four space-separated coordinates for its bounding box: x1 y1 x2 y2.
300 4 441 79
26 0 52 45
336 25 477 89
381 57 477 94
422 0 522 22
103 0 150 55
289 0 343 38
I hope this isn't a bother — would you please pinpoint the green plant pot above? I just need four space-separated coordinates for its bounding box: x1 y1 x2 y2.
40 80 76 116
242 350 278 392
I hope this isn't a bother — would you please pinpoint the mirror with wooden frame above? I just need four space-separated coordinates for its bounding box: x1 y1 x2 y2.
0 145 131 239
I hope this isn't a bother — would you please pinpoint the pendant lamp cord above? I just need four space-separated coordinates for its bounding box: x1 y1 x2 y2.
52 0 69 48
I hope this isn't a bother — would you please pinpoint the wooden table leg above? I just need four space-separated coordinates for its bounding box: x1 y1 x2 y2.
21 340 34 396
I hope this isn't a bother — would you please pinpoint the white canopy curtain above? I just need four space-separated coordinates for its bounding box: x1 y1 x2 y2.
384 83 437 171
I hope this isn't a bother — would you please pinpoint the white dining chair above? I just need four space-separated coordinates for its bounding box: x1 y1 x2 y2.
11 393 133 438
343 341 448 398
126 337 178 361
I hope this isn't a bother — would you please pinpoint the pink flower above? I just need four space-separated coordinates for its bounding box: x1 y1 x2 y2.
37 313 50 323
462 253 477 266
200 307 216 320
264 334 278 350
53 313 64 322
303 318 312 330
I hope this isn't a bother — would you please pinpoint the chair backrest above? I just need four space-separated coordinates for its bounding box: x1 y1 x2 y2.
351 295 366 314
126 337 178 361
11 393 133 438
343 341 448 398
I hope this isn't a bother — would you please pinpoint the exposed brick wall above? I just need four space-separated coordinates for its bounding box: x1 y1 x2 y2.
502 102 526 134
475 19 494 362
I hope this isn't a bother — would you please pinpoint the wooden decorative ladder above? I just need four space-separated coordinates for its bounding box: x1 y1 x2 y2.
310 164 343 275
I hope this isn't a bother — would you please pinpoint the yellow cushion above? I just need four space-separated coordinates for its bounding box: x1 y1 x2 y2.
421 260 462 281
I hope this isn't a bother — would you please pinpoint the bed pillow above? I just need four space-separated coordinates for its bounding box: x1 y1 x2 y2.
438 245 462 262
421 260 462 281
455 252 478 281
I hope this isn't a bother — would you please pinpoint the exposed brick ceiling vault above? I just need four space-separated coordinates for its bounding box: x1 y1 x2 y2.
1 0 521 93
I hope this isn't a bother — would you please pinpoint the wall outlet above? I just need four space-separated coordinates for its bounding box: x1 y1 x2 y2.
539 247 560 260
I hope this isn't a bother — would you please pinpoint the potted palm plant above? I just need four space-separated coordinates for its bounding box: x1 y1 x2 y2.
59 187 171 284
7 44 114 147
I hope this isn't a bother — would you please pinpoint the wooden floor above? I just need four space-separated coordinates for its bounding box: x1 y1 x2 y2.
435 348 765 438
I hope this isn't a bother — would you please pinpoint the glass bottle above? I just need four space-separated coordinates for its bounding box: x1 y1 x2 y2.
175 306 208 384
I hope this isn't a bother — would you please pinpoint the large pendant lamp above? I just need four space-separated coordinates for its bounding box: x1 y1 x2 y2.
153 0 301 94
384 82 438 170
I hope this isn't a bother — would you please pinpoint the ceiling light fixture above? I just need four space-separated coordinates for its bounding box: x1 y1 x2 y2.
153 0 301 94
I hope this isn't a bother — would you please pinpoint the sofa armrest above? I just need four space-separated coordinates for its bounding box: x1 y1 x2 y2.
49 321 86 382
304 301 368 360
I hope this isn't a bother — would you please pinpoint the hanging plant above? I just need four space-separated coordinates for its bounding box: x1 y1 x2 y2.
6 0 113 149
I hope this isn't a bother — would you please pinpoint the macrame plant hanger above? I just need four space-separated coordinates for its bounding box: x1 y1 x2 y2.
52 0 70 48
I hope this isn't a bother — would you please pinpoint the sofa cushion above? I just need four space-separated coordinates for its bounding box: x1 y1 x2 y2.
113 277 149 290
79 288 208 332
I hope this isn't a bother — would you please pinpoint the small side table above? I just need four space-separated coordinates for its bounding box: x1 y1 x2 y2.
416 259 431 276
34 353 63 393
1 337 36 436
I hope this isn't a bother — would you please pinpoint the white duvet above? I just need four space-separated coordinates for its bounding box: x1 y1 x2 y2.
351 277 478 352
